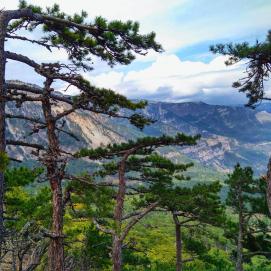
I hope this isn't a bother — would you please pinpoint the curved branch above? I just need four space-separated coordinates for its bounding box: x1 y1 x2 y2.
6 139 45 150
93 218 114 235
121 201 158 241
6 114 80 141
6 33 58 52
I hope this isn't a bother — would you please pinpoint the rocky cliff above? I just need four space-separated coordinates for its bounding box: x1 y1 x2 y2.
5 98 271 174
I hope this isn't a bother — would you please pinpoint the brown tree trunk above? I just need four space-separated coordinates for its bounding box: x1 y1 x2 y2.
0 11 8 247
18 259 23 271
0 7 37 250
175 223 182 271
173 213 182 271
112 153 129 271
112 236 122 271
236 187 243 271
48 178 64 271
266 158 271 216
42 83 64 271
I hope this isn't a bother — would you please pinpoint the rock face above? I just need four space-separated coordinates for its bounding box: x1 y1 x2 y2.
5 98 271 174
6 101 123 161
141 102 271 173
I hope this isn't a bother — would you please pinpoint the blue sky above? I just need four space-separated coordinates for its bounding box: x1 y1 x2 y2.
2 0 271 104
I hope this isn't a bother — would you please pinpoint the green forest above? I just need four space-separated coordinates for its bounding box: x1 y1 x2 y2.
0 1 271 271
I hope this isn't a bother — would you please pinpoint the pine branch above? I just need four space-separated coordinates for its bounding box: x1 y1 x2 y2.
92 218 114 235
6 139 45 150
6 113 80 141
121 202 158 241
6 33 58 51
6 81 150 127
77 133 200 159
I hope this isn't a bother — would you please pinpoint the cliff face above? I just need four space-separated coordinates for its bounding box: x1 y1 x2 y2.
141 102 271 173
6 101 123 161
5 98 271 174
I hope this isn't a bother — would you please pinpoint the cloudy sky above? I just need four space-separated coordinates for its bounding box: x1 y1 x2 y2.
2 0 271 105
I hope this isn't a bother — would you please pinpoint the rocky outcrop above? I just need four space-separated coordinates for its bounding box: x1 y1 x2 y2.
5 96 271 174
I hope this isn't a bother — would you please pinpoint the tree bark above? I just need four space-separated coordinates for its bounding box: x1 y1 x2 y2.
175 223 182 271
112 153 129 271
112 150 139 271
0 10 8 248
48 179 64 271
112 236 122 271
266 158 271 216
236 187 244 271
173 213 182 271
42 82 64 271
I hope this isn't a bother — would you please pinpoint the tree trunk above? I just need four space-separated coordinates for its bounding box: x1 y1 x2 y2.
42 84 64 271
18 259 23 271
172 213 182 271
112 236 122 271
48 178 64 271
266 158 271 216
0 7 37 251
175 223 182 271
236 217 243 271
0 11 8 247
112 153 129 271
236 188 243 271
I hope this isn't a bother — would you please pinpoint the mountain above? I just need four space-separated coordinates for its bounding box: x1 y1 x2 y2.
141 102 271 173
6 98 271 175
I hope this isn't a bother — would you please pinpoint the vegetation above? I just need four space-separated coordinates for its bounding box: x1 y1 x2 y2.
211 30 271 217
225 164 271 271
0 1 270 271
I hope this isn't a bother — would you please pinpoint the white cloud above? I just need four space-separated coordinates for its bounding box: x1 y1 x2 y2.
88 54 244 102
88 71 124 90
2 0 270 105
3 0 270 53
2 0 183 21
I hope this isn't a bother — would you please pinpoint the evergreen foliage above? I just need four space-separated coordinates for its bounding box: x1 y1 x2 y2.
225 164 271 271
210 30 271 107
0 1 270 270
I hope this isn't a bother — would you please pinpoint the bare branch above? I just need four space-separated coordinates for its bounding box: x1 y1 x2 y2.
121 202 158 241
6 33 58 52
92 218 114 235
22 240 49 271
6 139 45 150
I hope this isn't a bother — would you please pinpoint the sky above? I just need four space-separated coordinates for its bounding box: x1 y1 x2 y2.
2 0 271 105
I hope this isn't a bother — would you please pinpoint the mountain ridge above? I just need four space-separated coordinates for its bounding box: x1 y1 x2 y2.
5 93 271 174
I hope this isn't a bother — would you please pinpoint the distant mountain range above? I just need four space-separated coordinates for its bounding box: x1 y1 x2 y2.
141 102 271 173
6 97 271 175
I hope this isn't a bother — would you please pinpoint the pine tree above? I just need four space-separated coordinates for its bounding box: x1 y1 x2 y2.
225 164 271 271
150 180 224 271
74 133 199 271
1 166 50 270
210 31 271 108
0 1 162 270
210 31 271 216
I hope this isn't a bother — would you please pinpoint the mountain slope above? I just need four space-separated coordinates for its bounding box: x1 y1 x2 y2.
142 102 271 173
107 102 271 173
6 99 271 174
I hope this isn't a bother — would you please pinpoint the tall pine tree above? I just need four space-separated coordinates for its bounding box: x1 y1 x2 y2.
75 133 199 271
210 31 271 216
0 1 162 269
225 164 271 271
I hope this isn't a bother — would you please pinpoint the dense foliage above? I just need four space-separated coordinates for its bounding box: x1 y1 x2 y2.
0 1 270 271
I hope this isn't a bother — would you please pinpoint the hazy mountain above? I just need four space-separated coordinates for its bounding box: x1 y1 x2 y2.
6 99 271 174
141 102 271 173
